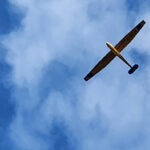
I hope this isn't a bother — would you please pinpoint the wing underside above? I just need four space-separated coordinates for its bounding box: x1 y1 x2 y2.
84 52 115 81
84 20 145 81
115 20 145 52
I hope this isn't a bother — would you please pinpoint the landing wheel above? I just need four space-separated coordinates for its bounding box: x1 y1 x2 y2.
128 64 139 74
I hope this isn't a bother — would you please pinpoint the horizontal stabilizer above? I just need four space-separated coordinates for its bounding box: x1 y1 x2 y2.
128 64 139 74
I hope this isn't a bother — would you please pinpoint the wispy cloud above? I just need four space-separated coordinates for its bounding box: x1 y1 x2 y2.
3 0 150 149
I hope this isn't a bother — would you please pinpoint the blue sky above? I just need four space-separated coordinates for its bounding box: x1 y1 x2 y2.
1 0 150 150
0 0 22 149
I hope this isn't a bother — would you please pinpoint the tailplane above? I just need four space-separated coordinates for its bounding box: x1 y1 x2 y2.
128 64 139 74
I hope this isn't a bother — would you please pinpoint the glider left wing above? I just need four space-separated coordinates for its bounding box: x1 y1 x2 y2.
84 51 115 81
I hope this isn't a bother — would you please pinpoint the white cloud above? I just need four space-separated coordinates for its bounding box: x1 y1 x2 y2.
3 0 150 149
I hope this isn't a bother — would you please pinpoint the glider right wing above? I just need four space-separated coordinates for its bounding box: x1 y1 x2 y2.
115 20 145 52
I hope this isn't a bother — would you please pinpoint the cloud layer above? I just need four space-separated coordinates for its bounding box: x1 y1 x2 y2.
3 0 150 150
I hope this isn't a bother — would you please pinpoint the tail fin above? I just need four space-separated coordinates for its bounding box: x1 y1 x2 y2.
128 64 139 74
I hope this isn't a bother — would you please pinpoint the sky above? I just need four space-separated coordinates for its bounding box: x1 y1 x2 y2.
1 0 150 150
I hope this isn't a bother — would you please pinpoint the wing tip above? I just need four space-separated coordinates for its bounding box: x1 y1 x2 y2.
141 20 146 25
142 20 146 23
84 72 94 81
84 76 89 81
136 20 146 30
84 77 89 81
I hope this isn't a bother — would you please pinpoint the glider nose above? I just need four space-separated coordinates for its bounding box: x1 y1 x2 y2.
106 42 109 46
106 42 114 50
106 42 113 48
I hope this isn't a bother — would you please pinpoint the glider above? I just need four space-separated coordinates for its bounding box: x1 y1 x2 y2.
84 20 146 81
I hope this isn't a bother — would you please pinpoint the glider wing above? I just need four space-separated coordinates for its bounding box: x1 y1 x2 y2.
84 51 115 81
115 20 145 52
